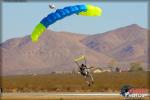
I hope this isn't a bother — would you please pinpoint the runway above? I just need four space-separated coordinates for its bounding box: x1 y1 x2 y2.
1 92 150 100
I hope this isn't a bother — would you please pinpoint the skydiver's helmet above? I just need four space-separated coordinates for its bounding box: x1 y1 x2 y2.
81 64 84 67
80 64 86 69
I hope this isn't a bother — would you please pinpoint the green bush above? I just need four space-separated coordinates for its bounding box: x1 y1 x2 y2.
129 62 143 72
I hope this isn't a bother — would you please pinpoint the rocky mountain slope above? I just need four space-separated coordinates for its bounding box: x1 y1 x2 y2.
1 24 148 75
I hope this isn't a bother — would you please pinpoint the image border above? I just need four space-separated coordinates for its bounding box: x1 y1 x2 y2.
0 0 149 97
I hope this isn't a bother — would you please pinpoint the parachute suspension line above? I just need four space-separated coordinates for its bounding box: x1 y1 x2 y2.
84 55 87 65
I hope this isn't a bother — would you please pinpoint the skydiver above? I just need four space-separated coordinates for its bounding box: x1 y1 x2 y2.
79 64 94 86
49 4 56 9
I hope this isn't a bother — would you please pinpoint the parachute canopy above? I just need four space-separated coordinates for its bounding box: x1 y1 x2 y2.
31 4 103 42
74 55 86 62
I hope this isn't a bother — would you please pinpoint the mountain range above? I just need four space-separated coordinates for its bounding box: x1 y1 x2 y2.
0 24 148 75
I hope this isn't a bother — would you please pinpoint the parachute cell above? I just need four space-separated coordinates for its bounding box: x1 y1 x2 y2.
31 4 103 42
74 55 85 62
78 5 102 16
31 23 46 42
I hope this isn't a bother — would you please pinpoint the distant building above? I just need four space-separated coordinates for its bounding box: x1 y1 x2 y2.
93 68 103 73
53 71 72 74
103 68 112 72
103 69 111 72
32 73 37 76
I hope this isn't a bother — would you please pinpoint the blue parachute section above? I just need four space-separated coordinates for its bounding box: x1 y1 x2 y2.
40 5 87 28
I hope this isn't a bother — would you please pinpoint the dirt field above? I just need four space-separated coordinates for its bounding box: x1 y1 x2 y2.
1 72 149 100
1 72 149 92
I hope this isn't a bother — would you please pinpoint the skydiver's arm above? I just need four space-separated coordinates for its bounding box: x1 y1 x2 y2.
86 67 94 69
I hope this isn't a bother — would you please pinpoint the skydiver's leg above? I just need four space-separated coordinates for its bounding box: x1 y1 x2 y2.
84 76 91 86
89 74 94 84
86 71 94 85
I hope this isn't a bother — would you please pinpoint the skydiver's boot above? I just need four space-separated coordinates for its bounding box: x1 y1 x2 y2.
91 81 94 84
86 81 91 87
88 83 91 87
85 79 91 87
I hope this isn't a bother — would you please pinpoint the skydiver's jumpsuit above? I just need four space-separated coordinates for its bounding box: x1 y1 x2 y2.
79 64 88 76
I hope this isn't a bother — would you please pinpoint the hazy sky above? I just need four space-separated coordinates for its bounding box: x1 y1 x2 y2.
2 1 148 42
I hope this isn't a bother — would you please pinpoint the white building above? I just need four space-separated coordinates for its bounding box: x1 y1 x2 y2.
93 68 103 73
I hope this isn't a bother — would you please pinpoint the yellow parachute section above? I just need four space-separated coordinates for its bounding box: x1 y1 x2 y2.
74 55 86 62
78 5 103 16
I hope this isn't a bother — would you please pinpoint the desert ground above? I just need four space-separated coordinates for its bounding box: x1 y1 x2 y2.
1 72 150 100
